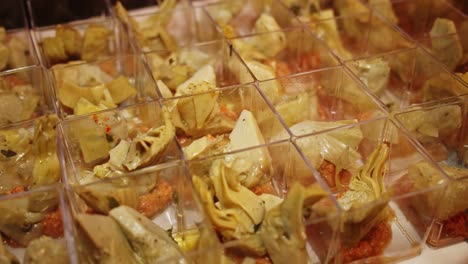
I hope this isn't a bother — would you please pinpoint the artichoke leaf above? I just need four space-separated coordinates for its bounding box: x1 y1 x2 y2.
430 18 463 71
337 143 391 245
260 183 327 264
30 115 60 189
109 205 184 262
77 183 139 214
124 109 175 170
210 160 265 225
114 2 147 47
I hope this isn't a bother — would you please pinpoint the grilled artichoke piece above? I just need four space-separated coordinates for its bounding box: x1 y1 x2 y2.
24 236 69 264
0 198 46 246
77 183 139 214
30 115 60 189
192 175 266 256
260 183 328 264
430 18 463 71
423 72 468 101
76 214 140 264
42 37 68 65
81 25 110 62
337 143 391 246
105 75 137 104
74 118 111 164
124 109 175 170
56 25 82 59
408 162 466 221
252 14 286 58
0 238 18 264
7 36 30 70
109 205 184 262
397 105 462 144
114 1 147 47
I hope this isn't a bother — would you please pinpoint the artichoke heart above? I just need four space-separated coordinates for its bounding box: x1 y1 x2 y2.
109 205 184 262
24 236 69 264
260 183 328 264
397 105 462 143
76 213 140 264
337 143 391 246
430 18 463 71
252 14 286 58
77 183 139 214
124 109 175 170
81 25 110 62
408 162 467 221
30 115 60 189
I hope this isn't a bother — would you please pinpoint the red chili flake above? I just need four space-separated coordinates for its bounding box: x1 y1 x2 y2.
92 114 99 123
105 125 111 133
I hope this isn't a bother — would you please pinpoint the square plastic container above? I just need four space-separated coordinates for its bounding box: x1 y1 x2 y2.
187 140 341 263
257 66 386 137
203 0 300 38
0 184 75 264
294 117 447 263
31 17 132 68
344 47 467 112
66 160 219 263
393 96 468 248
0 66 55 126
161 82 289 159
0 114 61 195
50 54 158 118
60 100 182 186
369 0 466 42
27 0 111 27
305 9 415 62
145 40 255 98
231 27 339 82
0 1 39 72
114 2 221 53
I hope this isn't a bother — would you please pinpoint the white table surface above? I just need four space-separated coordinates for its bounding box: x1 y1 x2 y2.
401 242 468 264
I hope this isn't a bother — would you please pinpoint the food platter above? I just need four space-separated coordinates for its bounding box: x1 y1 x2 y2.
0 0 466 263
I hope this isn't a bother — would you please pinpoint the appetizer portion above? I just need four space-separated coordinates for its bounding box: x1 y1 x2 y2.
258 67 384 140
114 0 220 52
70 163 219 263
230 27 339 90
0 66 51 127
51 55 157 118
344 47 467 111
205 0 298 38
288 0 413 61
33 17 131 68
146 40 255 98
0 27 36 72
189 140 338 263
163 84 288 159
295 118 446 262
61 101 180 185
0 186 70 264
0 115 60 195
395 97 467 247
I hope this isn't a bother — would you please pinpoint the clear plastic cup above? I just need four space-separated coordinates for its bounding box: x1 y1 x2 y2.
257 66 386 137
50 54 158 118
60 100 182 186
187 140 340 263
294 117 447 262
394 95 468 248
344 47 466 112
